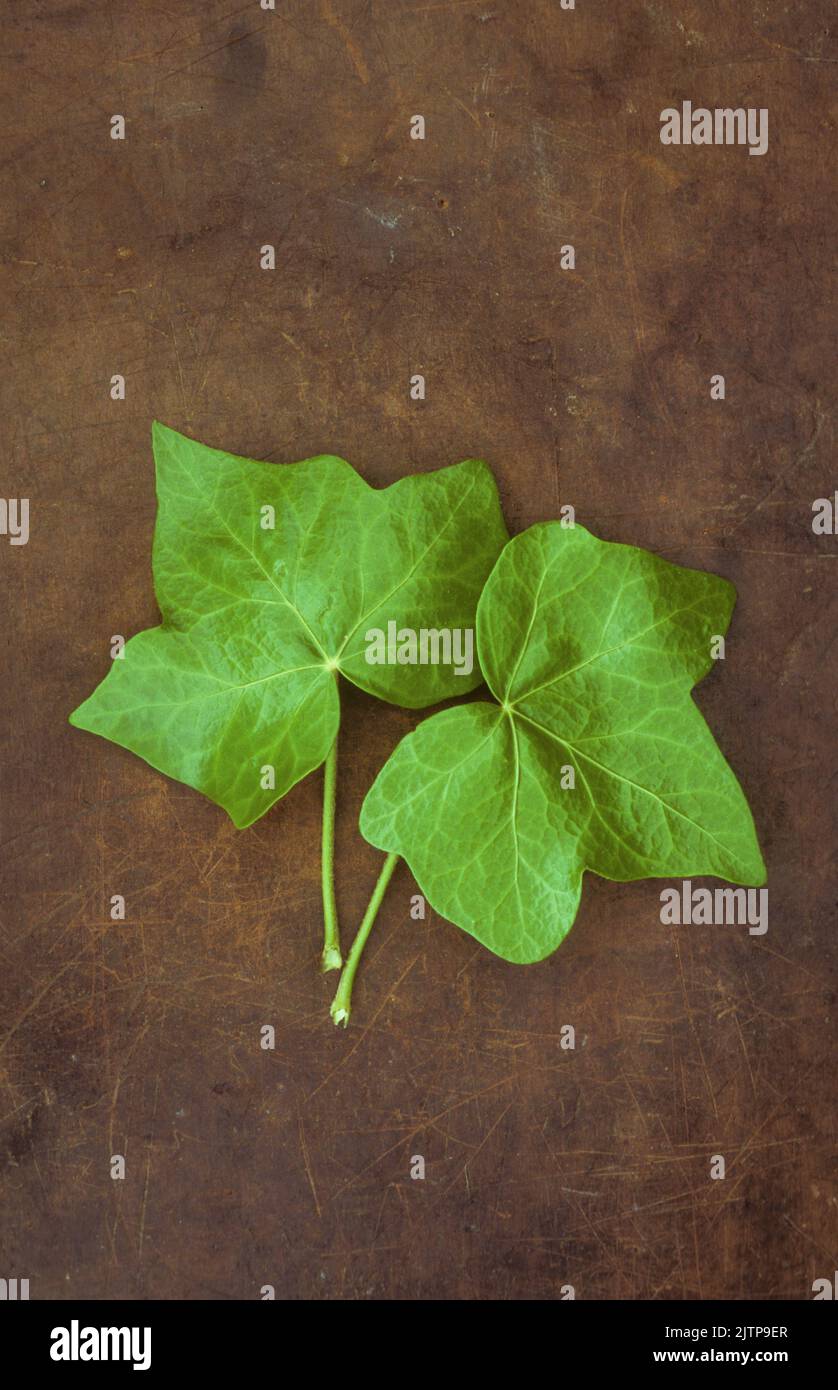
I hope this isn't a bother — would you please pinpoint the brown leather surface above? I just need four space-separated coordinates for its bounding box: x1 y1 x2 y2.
1 0 835 1299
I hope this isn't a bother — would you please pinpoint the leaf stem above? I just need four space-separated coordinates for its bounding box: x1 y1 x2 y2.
320 736 342 972
330 851 400 1027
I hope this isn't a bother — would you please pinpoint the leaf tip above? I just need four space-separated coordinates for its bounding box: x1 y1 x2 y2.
151 418 184 460
67 703 86 729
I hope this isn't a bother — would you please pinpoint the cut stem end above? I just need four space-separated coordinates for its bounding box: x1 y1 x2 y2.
330 851 400 1030
321 943 343 974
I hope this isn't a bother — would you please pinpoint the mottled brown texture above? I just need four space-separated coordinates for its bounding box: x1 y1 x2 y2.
1 0 835 1300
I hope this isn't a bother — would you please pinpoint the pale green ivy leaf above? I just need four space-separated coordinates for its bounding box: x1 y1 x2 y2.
70 423 507 828
360 522 767 963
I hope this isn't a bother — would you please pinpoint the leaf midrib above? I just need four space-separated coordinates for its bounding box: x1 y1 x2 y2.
184 451 483 672
336 467 481 662
507 596 707 707
180 455 330 662
83 662 327 718
513 706 737 860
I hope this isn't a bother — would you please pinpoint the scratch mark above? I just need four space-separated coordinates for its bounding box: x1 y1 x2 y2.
298 1111 322 1219
332 1075 514 1199
307 953 421 1100
619 185 676 436
160 25 272 84
320 0 370 84
444 1100 513 1192
0 961 76 1057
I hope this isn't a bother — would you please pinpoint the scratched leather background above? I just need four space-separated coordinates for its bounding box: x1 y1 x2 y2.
1 0 835 1300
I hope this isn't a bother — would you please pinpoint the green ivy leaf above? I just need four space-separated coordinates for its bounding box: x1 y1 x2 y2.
360 522 766 963
70 423 507 828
